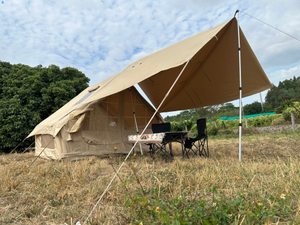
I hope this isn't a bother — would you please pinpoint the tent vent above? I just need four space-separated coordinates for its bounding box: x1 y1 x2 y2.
74 89 98 106
88 86 100 92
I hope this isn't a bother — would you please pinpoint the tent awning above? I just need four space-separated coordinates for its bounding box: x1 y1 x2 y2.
86 17 271 112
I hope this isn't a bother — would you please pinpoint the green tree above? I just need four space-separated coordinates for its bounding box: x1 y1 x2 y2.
243 101 263 115
0 62 90 152
265 76 300 110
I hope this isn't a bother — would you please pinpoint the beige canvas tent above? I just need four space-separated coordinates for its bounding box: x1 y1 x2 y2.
29 86 164 159
28 17 272 160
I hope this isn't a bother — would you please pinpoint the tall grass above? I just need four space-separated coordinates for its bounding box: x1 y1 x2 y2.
1 130 300 224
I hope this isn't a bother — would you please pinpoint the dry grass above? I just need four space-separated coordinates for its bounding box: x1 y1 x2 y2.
1 131 300 224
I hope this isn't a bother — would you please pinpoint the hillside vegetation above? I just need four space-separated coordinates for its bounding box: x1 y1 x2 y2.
1 131 300 224
165 76 300 134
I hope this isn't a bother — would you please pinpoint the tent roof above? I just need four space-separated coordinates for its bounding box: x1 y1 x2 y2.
28 17 272 137
86 17 271 112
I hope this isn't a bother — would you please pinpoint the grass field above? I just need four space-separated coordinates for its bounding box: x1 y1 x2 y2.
1 130 300 224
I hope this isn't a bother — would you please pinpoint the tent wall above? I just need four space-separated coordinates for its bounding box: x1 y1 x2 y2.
35 87 163 160
35 134 61 159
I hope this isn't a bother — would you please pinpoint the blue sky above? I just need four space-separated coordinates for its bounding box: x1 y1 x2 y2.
1 0 300 117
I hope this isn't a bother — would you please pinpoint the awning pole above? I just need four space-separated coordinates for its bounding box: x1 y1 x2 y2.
236 10 243 162
129 88 143 155
260 93 264 112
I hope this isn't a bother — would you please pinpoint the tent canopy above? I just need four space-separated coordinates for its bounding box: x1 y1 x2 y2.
28 17 271 138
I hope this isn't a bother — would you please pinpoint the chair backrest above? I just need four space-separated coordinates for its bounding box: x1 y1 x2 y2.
152 123 171 133
197 118 207 138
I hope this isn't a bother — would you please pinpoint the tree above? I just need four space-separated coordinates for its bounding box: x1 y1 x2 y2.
0 62 90 152
220 103 238 111
243 101 262 115
265 76 300 110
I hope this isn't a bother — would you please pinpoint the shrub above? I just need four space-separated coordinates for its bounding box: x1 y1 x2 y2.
208 126 219 136
218 128 234 135
242 127 259 135
273 118 291 126
282 102 300 123
189 124 197 137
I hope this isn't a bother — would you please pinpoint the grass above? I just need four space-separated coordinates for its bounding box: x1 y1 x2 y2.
0 130 300 224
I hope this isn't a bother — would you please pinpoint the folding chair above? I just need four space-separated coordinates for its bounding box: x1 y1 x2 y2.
184 118 209 158
152 123 171 134
150 123 172 159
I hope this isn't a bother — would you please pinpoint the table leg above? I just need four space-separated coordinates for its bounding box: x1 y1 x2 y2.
164 143 167 163
149 144 153 157
132 143 135 155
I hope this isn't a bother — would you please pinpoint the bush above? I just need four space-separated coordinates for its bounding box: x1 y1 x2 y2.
189 124 197 137
170 118 196 132
242 127 259 135
218 128 234 135
273 118 291 126
208 126 219 136
282 102 300 123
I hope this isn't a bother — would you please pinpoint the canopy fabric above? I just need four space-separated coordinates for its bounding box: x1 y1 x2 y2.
28 17 271 138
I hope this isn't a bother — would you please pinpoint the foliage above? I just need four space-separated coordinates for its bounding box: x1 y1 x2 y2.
243 101 263 115
282 102 300 123
126 185 294 224
218 128 234 135
207 126 219 136
170 119 196 132
207 114 283 130
0 61 90 152
265 76 300 109
165 104 239 124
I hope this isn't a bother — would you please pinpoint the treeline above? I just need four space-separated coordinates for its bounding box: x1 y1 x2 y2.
0 61 90 152
165 76 300 131
265 76 300 113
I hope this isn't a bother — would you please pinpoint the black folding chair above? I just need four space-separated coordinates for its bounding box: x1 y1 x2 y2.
152 123 171 134
184 118 209 158
150 123 173 159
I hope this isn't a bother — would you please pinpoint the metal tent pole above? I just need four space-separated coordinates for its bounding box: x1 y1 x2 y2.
129 88 143 155
236 10 243 162
260 93 264 112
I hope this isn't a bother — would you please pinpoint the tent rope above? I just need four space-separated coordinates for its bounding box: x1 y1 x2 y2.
13 141 35 161
239 10 300 42
83 59 191 224
27 136 55 168
272 87 300 113
9 137 27 154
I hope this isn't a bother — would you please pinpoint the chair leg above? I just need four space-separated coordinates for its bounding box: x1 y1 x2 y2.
199 139 208 158
169 142 173 157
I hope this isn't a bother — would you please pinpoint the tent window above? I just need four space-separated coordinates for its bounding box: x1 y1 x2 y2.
41 134 55 149
74 90 97 106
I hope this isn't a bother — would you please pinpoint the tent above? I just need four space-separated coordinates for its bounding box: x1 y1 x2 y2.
29 86 164 159
28 17 272 160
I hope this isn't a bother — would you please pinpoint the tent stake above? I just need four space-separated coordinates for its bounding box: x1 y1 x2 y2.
236 10 243 162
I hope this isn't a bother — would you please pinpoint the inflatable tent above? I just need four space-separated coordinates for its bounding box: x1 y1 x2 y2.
28 17 272 160
29 86 163 159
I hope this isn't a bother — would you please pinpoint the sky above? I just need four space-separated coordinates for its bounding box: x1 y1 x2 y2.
1 0 300 117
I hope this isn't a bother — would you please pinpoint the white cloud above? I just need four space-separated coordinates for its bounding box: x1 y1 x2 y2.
0 0 300 117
